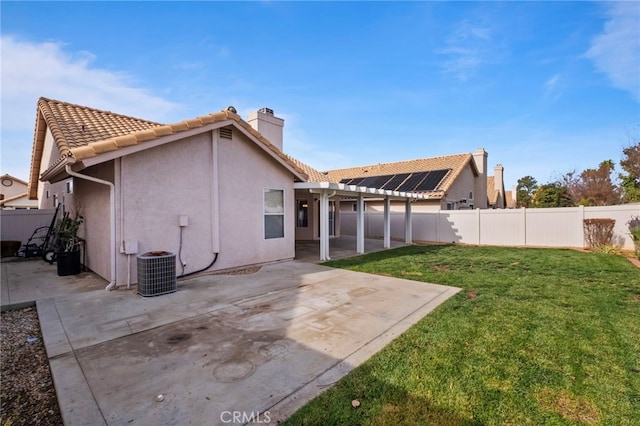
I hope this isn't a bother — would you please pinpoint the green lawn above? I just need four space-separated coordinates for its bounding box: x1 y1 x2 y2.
283 245 640 425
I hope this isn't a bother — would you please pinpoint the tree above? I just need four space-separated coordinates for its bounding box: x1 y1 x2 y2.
574 160 619 206
559 170 580 204
531 182 574 208
516 175 538 207
619 142 640 203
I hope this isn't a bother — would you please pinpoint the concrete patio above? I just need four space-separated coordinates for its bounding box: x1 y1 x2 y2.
1 240 460 425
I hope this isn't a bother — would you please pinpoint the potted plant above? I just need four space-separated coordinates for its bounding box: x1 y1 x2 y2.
628 216 640 259
55 213 84 276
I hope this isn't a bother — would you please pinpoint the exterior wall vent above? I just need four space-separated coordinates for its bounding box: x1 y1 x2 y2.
219 127 232 139
137 251 177 297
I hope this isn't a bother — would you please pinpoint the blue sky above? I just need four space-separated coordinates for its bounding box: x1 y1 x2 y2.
2 1 639 190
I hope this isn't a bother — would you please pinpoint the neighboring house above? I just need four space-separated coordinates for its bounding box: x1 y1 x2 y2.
505 187 517 209
29 98 425 285
0 174 38 209
318 149 506 212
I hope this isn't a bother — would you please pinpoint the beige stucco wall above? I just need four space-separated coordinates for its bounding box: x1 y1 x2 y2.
37 128 75 211
1 178 28 199
110 129 296 285
216 131 296 270
73 162 113 280
443 165 479 209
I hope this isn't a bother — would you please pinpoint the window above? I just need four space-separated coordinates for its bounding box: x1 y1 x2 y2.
46 189 50 199
264 189 284 239
66 180 73 194
297 200 308 227
446 202 455 210
469 191 474 200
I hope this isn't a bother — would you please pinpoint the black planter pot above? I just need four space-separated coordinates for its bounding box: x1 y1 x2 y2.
57 250 82 276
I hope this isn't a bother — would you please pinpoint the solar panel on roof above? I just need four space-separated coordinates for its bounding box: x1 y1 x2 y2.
358 176 381 187
339 169 451 192
381 173 411 190
370 175 395 188
396 172 428 192
340 177 365 185
414 169 450 191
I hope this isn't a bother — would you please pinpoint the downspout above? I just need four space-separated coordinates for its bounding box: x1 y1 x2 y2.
65 164 117 291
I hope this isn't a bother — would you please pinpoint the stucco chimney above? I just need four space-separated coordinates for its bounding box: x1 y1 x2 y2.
248 108 284 151
473 148 488 209
494 164 505 208
494 164 504 191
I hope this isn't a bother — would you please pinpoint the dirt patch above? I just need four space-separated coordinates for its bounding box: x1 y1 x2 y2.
467 288 477 300
536 387 600 424
400 271 423 277
216 266 262 275
1 307 62 426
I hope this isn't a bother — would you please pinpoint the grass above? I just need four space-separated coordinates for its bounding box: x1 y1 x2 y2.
283 245 640 425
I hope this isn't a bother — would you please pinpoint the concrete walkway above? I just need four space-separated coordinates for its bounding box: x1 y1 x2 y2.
2 256 460 425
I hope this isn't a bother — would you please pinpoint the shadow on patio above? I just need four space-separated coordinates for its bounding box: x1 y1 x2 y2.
295 235 409 263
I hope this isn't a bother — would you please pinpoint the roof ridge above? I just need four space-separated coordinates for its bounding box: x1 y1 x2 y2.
0 174 28 185
324 152 471 174
37 98 72 158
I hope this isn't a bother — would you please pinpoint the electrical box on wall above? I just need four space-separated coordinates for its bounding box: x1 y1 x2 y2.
124 240 138 255
179 215 189 227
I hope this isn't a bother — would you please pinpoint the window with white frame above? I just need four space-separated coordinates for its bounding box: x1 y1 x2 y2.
66 180 74 194
469 191 474 200
264 189 284 239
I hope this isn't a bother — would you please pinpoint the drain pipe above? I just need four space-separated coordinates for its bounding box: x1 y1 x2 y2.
65 164 117 291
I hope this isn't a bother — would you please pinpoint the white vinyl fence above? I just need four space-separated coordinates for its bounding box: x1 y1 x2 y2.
0 209 56 245
341 204 639 250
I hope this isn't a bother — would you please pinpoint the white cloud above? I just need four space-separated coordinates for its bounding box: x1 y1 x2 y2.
586 2 640 102
0 35 181 178
1 35 181 127
437 19 493 81
543 73 564 103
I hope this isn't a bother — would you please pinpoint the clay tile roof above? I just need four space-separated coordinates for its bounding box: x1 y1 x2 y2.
38 97 163 154
319 153 476 194
29 98 309 198
505 190 516 208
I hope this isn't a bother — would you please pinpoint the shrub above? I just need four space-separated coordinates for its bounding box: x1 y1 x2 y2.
627 216 640 258
583 218 615 250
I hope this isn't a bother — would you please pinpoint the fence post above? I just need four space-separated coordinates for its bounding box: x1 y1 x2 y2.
579 205 585 248
477 208 481 245
522 207 527 247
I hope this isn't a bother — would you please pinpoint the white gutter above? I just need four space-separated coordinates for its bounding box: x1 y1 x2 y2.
65 164 117 291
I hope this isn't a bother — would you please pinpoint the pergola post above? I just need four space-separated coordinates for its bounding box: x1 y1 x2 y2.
356 194 365 254
383 196 391 249
405 198 412 244
319 190 330 261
